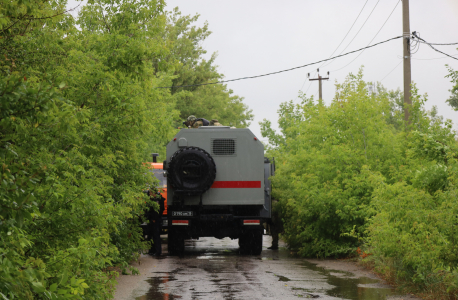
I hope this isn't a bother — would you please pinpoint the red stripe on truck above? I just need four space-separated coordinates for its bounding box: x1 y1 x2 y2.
211 181 261 188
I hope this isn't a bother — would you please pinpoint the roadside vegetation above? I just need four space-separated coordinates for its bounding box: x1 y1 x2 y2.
2 0 458 298
0 0 252 298
262 69 458 299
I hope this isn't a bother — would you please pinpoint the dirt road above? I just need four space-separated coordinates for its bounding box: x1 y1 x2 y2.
114 236 421 300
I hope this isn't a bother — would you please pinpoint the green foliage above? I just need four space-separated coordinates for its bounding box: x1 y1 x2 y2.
365 128 458 295
164 8 216 94
139 7 253 160
446 65 458 110
173 84 253 128
1 0 253 297
0 74 126 299
262 69 405 257
162 8 253 128
263 67 458 295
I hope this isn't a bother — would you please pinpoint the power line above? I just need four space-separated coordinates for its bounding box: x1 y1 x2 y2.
380 61 402 82
305 79 314 94
331 0 400 72
156 36 403 89
411 54 458 60
320 0 370 67
418 41 458 46
410 38 421 54
300 0 369 91
410 31 421 54
413 32 458 61
321 0 381 69
300 70 314 91
301 71 315 92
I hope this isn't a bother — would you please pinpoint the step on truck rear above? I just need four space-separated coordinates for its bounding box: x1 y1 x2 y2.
164 126 274 255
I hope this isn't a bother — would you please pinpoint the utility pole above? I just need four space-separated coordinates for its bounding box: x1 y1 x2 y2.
308 69 330 100
402 0 412 124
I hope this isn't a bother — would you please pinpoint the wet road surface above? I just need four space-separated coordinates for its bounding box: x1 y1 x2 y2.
114 236 420 300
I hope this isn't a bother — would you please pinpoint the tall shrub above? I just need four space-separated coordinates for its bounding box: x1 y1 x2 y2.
261 70 406 257
0 0 176 298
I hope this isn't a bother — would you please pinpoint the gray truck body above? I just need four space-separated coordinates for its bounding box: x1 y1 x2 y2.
164 126 273 255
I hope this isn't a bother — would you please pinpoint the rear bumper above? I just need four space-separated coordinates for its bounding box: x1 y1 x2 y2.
168 215 265 239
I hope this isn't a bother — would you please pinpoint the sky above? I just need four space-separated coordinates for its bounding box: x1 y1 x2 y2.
164 0 458 141
67 0 458 141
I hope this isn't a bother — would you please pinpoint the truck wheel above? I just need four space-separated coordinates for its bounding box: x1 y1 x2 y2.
168 229 185 255
239 229 263 255
168 147 216 195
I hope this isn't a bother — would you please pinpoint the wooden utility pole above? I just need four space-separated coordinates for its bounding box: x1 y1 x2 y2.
308 69 330 100
402 0 412 124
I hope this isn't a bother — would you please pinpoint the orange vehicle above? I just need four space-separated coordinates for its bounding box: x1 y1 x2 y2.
145 154 168 231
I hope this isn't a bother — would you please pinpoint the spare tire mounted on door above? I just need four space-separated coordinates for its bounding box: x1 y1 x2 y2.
168 147 216 195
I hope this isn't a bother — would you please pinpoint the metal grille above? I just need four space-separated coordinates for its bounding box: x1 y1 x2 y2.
212 139 236 155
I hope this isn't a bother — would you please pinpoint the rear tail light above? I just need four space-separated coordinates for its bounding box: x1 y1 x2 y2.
172 220 189 226
243 220 260 225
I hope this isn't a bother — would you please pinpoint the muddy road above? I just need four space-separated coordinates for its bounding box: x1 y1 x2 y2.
114 236 420 300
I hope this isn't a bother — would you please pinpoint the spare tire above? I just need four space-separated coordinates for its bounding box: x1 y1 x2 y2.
168 147 216 195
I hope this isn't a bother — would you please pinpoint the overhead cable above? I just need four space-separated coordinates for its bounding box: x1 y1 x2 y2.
300 70 315 91
380 61 402 82
321 0 381 68
155 36 403 89
301 72 315 93
418 41 458 46
413 32 458 61
300 0 369 91
305 80 314 94
411 54 458 60
331 0 400 72
410 31 421 54
320 0 370 66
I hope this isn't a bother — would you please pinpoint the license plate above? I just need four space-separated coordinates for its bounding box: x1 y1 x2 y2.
172 211 193 217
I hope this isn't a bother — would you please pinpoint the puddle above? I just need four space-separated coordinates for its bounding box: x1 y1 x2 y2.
132 237 401 300
135 275 180 300
300 260 397 300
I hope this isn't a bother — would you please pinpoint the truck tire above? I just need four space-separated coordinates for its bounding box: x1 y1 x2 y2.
239 229 263 255
168 147 216 195
168 229 185 255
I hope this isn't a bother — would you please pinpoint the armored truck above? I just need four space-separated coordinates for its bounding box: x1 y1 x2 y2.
164 126 274 255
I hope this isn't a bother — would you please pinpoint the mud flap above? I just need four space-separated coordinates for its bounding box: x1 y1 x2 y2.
168 228 185 255
239 228 263 255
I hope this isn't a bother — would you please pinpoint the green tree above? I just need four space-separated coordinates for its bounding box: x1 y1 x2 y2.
366 129 458 296
261 68 458 296
261 70 403 257
161 8 253 127
1 0 177 298
260 69 444 257
1 0 255 297
446 65 458 110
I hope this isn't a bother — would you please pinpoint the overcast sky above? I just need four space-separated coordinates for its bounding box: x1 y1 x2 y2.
165 0 458 140
68 0 458 140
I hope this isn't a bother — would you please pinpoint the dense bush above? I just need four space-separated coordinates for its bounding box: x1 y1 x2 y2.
0 0 172 295
261 70 405 257
262 68 458 296
0 0 252 298
366 130 458 296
